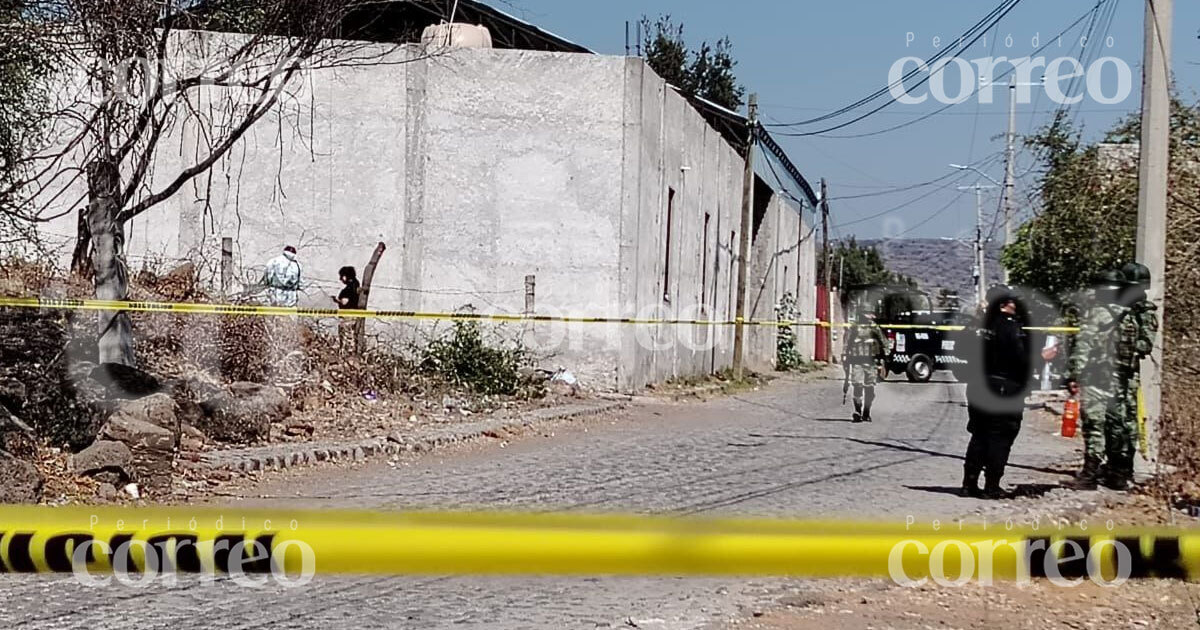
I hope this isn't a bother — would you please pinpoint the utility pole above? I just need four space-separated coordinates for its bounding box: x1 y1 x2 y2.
820 178 831 362
1003 76 1018 281
732 94 758 379
959 184 996 309
1136 0 1172 461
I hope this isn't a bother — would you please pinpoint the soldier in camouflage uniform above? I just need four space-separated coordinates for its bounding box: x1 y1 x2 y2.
1105 262 1160 490
1066 270 1129 490
843 309 889 423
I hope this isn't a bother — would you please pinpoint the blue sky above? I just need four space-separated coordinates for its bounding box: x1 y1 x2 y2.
494 0 1200 241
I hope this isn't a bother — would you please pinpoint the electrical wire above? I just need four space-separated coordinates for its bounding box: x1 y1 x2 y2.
883 189 973 240
760 104 1136 118
966 17 1004 166
768 0 1025 137
1056 0 1121 132
805 0 1108 140
831 170 972 230
827 155 999 201
764 0 1022 128
758 144 813 209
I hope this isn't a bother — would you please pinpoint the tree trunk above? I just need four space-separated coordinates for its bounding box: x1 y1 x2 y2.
354 242 387 355
70 211 93 279
85 158 135 366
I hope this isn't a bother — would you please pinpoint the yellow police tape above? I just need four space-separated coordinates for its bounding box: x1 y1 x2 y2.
0 507 1194 580
0 296 1081 334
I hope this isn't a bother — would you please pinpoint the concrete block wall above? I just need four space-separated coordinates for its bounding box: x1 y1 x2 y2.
405 50 627 387
31 36 818 393
616 60 747 390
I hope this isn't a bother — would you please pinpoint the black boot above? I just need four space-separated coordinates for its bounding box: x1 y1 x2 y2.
852 401 863 423
982 480 1006 500
960 474 983 498
1066 456 1102 490
1102 455 1135 491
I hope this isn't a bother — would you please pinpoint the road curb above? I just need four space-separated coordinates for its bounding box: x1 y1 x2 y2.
194 401 625 474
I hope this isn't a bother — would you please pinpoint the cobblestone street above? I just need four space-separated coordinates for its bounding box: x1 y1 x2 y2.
0 372 1083 629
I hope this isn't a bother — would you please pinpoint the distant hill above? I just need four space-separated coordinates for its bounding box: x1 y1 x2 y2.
855 238 1006 302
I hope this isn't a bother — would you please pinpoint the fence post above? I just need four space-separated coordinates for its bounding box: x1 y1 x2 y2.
524 275 536 315
355 242 388 355
220 237 233 297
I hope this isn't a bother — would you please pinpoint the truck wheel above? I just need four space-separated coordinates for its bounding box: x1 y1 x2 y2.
906 354 934 383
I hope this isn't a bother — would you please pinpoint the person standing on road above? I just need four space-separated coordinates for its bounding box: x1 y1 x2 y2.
1065 270 1129 490
261 246 302 307
1104 263 1159 490
842 309 889 423
961 286 1032 499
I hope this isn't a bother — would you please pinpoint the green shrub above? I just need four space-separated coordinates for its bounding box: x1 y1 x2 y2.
421 321 529 396
775 292 806 371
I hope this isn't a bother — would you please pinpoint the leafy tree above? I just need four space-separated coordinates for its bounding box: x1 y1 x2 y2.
1004 98 1200 478
640 15 744 111
639 15 688 91
998 105 1200 301
817 237 915 294
689 37 744 110
0 0 52 244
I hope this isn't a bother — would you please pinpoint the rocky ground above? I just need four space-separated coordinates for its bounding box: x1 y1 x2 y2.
1 260 594 505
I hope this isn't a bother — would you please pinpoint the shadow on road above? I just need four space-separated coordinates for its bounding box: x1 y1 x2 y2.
1008 483 1061 498
750 433 1070 478
904 483 1062 500
904 485 965 497
845 438 1070 477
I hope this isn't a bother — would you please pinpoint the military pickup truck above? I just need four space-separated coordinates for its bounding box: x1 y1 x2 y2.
846 285 973 383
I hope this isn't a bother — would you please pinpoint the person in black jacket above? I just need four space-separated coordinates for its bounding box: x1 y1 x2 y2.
333 266 361 309
961 286 1033 499
333 266 361 353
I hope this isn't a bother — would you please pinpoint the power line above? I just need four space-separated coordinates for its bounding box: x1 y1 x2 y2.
758 143 812 209
799 0 1108 140
760 105 1136 118
764 0 1022 129
831 168 976 230
967 18 1004 166
766 0 1025 136
1059 0 1121 132
827 154 999 201
883 189 973 240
